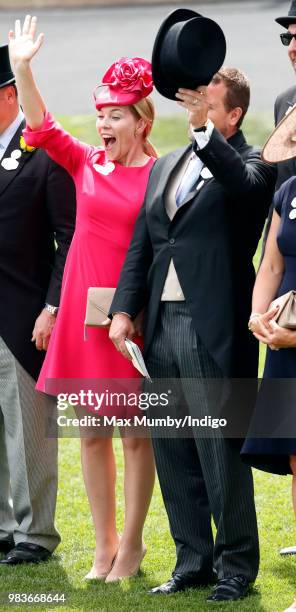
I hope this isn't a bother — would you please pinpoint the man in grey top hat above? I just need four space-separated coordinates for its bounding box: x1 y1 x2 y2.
0 45 76 564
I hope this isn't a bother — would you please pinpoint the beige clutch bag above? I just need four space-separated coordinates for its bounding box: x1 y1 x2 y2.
85 287 116 331
269 290 296 329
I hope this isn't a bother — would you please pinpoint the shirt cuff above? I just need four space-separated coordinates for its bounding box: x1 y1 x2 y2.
191 119 214 150
112 311 132 318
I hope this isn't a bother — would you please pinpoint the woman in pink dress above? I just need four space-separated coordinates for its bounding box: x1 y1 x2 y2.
9 16 156 581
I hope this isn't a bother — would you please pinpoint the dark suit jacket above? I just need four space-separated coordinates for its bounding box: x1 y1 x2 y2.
0 120 76 379
110 128 276 377
274 85 296 189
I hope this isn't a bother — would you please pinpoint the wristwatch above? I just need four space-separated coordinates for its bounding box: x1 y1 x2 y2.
45 303 59 316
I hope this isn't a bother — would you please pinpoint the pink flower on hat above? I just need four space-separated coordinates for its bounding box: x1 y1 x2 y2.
102 57 153 97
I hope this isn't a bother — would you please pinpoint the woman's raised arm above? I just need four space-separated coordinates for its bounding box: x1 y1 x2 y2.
9 15 46 129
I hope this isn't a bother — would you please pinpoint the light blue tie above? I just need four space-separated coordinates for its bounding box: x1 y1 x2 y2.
176 154 203 207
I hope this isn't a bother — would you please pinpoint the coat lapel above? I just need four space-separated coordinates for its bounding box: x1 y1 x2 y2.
162 145 190 198
0 122 36 198
161 145 193 220
146 145 190 219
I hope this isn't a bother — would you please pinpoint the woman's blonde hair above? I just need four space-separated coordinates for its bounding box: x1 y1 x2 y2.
130 96 158 158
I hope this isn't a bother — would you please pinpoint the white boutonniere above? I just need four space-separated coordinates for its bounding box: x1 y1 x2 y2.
1 149 22 171
195 167 213 193
93 161 115 175
289 196 296 219
200 167 213 180
1 136 36 171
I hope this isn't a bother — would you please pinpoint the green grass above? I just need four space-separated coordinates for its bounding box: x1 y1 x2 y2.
0 440 294 611
1 113 293 611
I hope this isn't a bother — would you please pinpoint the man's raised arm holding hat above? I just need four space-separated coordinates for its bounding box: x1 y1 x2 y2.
110 36 277 602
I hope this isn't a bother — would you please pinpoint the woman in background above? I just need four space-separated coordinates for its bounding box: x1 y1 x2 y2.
242 176 296 611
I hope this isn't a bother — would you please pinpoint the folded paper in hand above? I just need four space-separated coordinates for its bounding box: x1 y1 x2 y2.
124 339 152 382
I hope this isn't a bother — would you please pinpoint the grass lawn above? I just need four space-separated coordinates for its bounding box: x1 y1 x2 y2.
1 113 294 611
0 440 294 612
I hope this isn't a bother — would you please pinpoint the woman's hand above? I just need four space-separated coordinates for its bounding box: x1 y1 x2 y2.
249 307 278 336
251 309 296 350
8 15 44 69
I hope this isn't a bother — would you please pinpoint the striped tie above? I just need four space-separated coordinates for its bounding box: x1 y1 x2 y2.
176 154 203 207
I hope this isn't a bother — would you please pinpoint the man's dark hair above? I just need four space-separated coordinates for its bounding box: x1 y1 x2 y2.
211 67 250 129
0 82 18 98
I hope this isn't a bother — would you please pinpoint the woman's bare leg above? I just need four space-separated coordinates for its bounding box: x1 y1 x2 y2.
106 436 155 581
81 435 119 578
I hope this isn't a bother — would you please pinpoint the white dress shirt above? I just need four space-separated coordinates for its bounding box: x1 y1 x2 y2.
0 109 24 161
161 119 214 301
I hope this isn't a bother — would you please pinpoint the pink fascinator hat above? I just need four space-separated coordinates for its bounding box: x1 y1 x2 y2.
93 56 153 109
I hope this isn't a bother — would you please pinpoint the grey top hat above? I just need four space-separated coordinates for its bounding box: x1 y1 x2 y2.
0 45 15 88
151 9 226 100
276 0 296 28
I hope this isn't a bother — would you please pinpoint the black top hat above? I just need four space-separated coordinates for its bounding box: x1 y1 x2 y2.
0 45 15 88
151 8 226 100
276 0 296 28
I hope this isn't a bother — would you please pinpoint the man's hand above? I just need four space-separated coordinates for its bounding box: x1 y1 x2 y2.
175 86 208 128
109 314 135 360
31 308 56 351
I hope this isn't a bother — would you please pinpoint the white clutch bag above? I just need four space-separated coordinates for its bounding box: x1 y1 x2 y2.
84 287 116 331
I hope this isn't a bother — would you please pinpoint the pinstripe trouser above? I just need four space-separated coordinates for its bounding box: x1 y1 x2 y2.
145 302 259 581
0 336 60 552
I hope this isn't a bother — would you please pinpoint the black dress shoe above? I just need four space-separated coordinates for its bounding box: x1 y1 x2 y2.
0 538 14 555
207 576 250 602
149 572 215 595
0 543 51 565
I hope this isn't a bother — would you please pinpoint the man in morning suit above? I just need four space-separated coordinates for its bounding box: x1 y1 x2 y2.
0 45 76 564
109 64 276 602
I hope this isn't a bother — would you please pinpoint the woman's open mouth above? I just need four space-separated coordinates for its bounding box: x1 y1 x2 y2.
103 136 116 151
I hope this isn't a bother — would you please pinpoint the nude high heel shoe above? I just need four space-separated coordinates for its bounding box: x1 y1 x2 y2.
84 552 118 582
105 543 147 583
